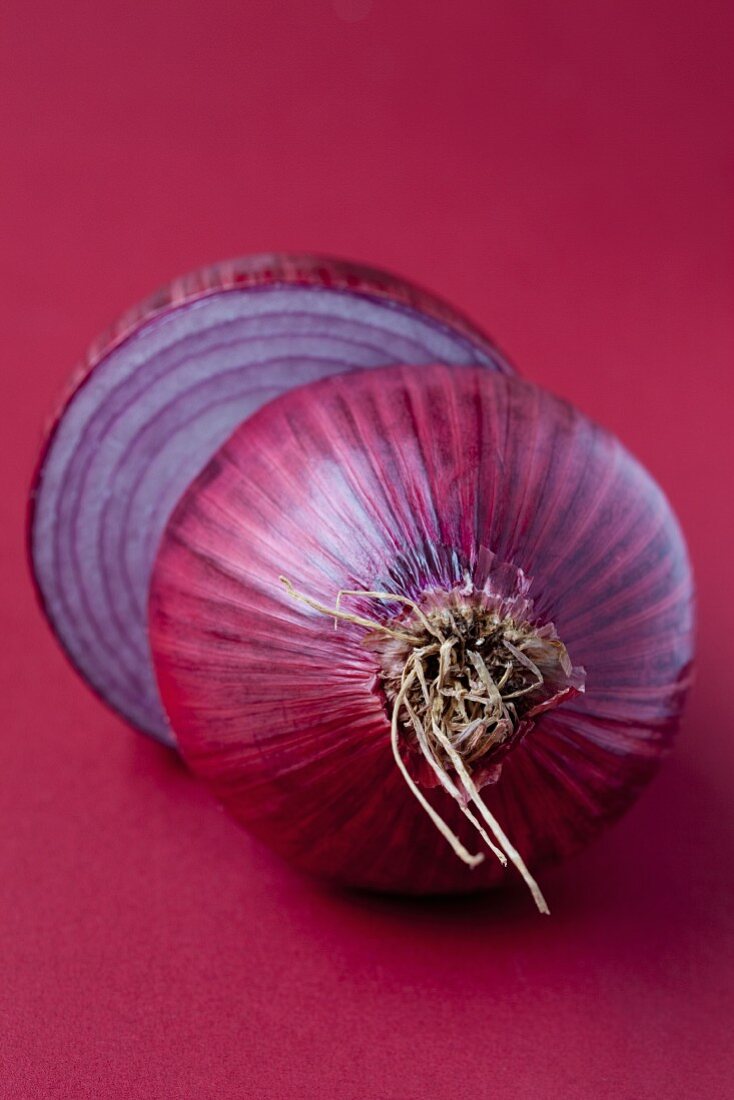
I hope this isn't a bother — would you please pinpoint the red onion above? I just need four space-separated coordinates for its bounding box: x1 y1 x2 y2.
149 364 694 907
28 255 507 743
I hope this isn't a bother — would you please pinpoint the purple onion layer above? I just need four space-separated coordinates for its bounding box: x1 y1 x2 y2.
29 256 506 741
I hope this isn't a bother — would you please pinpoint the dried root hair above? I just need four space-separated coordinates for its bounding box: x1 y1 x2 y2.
281 576 554 914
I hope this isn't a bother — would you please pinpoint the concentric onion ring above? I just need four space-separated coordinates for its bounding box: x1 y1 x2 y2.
29 255 509 741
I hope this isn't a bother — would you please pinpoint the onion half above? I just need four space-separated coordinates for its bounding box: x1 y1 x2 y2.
149 364 694 897
28 255 508 742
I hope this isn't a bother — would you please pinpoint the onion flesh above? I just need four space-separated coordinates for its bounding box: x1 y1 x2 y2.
28 255 507 742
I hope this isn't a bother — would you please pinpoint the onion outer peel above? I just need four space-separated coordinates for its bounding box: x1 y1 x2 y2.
149 364 694 896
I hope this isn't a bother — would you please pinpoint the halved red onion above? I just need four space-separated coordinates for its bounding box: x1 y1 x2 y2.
149 365 694 897
29 256 508 743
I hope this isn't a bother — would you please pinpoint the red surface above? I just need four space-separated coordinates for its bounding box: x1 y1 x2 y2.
2 2 732 1096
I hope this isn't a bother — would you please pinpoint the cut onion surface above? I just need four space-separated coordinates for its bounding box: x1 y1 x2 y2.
29 255 509 742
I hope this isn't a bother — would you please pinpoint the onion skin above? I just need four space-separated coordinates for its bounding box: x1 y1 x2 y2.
28 254 507 741
149 364 695 896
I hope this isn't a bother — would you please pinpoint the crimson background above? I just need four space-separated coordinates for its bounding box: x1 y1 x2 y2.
2 2 732 1097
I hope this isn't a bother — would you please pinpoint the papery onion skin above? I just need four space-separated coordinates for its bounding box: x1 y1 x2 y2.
28 254 509 742
149 364 695 895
